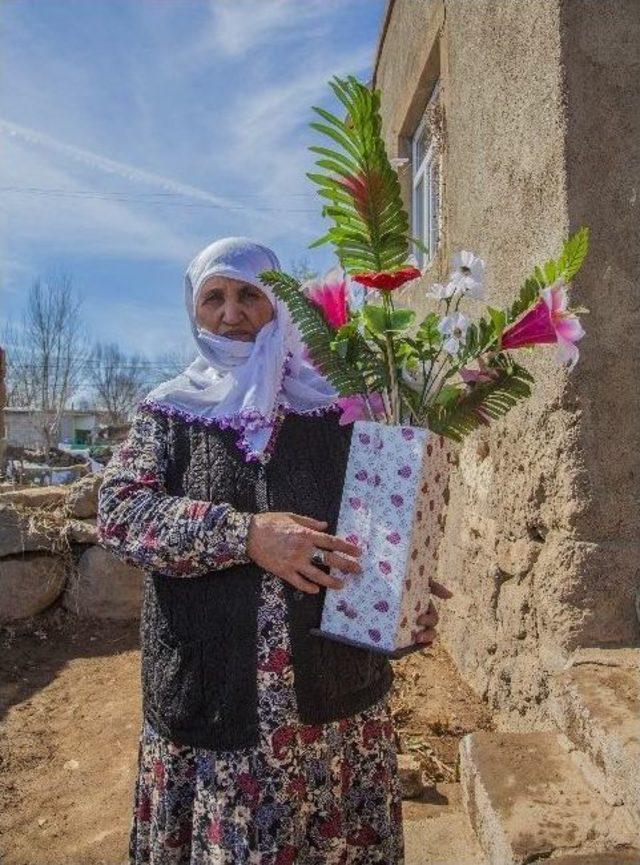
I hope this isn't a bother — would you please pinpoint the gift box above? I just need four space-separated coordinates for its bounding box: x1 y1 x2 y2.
310 420 453 658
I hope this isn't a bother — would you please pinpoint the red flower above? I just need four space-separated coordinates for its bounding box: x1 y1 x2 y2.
362 718 383 748
258 647 290 674
271 725 297 759
153 758 165 790
299 724 323 744
319 806 343 838
286 774 307 798
275 845 299 865
340 761 353 794
352 267 421 291
135 793 151 822
237 772 260 808
347 825 381 847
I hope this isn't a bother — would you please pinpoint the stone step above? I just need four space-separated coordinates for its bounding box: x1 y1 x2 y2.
402 783 488 865
549 648 640 818
459 730 638 865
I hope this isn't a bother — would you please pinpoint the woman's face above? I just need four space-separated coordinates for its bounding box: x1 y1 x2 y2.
195 275 274 341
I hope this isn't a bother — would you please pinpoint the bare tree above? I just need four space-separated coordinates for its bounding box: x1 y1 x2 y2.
288 256 319 284
2 317 36 407
89 342 148 424
150 345 196 382
4 271 89 450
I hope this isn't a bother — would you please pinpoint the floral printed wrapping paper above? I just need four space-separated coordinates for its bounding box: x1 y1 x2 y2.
311 420 453 656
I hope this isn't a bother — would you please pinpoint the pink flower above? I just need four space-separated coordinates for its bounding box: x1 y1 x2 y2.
336 392 385 426
500 280 586 368
306 267 349 329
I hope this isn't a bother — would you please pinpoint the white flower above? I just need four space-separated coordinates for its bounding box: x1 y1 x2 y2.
425 281 458 301
450 250 486 300
438 311 471 355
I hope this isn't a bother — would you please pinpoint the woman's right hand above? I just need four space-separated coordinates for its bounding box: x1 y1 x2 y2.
246 512 363 594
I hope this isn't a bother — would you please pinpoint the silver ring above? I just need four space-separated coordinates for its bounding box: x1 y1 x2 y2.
310 546 327 567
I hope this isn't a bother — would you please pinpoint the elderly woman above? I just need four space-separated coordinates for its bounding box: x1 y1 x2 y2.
97 237 447 865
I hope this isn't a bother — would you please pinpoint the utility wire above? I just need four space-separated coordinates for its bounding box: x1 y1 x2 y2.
0 186 316 199
0 186 319 213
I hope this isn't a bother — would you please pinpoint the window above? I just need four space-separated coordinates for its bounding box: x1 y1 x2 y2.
411 80 441 269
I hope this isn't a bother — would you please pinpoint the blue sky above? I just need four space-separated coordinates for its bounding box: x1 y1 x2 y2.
1 0 386 358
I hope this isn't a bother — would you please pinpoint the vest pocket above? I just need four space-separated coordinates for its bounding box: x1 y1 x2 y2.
150 637 206 729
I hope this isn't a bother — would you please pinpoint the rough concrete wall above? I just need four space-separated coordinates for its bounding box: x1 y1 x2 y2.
374 0 640 724
374 0 444 146
558 0 640 574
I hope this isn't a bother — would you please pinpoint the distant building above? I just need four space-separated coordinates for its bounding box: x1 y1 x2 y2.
4 407 108 449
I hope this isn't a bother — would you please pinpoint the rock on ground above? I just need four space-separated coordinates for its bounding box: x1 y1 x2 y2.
0 485 68 510
0 555 66 622
0 503 60 558
65 474 102 519
62 546 143 620
64 518 99 545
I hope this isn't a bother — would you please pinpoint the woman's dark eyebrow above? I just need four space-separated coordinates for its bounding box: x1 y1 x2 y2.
202 283 258 297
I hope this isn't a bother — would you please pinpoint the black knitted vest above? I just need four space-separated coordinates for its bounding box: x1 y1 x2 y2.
140 407 394 750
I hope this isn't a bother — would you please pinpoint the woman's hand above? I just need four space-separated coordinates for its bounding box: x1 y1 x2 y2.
246 512 363 594
414 580 454 647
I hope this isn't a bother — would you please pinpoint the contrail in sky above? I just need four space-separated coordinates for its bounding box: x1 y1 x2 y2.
0 118 238 209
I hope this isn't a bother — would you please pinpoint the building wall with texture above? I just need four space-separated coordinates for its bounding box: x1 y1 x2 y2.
374 0 640 723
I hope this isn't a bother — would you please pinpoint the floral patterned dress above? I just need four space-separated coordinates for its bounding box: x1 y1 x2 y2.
128 568 404 865
98 408 405 865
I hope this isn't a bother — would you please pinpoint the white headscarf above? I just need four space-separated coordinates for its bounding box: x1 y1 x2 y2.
142 236 340 462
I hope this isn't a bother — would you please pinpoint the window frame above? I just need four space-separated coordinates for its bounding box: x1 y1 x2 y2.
411 79 442 269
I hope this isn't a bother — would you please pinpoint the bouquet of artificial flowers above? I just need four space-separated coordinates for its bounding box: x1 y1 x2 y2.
260 75 589 656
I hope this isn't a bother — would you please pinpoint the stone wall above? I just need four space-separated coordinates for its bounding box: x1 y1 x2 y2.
373 0 640 723
0 477 143 623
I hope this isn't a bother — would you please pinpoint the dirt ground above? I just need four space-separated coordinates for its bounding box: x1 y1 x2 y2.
0 604 491 865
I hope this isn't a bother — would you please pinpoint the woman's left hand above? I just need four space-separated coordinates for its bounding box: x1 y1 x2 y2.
414 580 454 647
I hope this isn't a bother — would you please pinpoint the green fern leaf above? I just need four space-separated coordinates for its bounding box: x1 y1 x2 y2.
425 356 534 441
559 226 590 282
307 75 413 276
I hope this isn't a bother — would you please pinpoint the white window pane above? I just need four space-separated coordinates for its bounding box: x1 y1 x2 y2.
411 78 442 268
413 175 425 266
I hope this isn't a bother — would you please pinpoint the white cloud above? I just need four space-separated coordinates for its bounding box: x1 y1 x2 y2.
225 44 374 244
195 0 337 59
